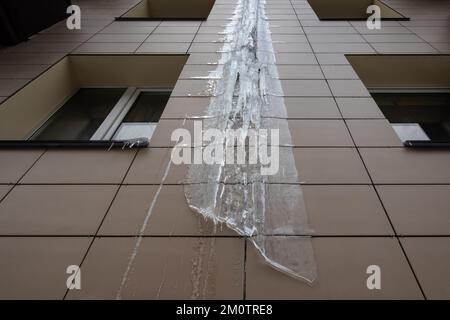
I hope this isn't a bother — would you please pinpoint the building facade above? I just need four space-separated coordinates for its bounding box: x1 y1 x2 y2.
0 0 449 299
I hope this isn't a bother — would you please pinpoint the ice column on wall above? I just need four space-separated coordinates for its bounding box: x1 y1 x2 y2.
184 0 317 282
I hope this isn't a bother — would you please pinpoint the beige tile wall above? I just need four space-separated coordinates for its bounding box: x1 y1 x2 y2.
0 0 449 299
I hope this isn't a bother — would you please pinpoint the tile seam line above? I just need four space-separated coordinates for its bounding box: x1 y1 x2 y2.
0 149 47 204
289 0 427 300
354 18 385 55
69 16 128 54
62 149 139 300
134 21 164 53
186 22 203 53
402 24 443 53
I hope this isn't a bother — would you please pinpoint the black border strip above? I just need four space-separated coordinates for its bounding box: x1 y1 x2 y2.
0 140 149 149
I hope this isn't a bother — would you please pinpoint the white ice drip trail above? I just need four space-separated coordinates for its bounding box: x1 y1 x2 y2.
184 0 318 282
116 147 174 300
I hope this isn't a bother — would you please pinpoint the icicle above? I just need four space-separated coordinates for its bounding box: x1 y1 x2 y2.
184 0 317 283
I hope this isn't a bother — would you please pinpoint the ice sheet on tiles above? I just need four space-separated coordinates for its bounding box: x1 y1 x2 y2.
184 0 317 283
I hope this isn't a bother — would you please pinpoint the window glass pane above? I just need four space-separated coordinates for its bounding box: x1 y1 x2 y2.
32 88 126 140
392 123 430 142
113 123 157 141
372 92 450 141
122 91 170 123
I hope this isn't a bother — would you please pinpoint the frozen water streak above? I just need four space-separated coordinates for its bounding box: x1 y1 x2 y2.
184 0 317 283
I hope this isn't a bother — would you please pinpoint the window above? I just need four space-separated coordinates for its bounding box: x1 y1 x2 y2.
371 91 450 145
113 91 169 140
31 87 171 142
31 88 126 141
0 54 187 147
345 55 450 147
118 0 215 20
307 0 408 20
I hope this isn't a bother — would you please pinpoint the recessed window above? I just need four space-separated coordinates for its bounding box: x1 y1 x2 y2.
371 92 450 143
31 88 126 141
118 0 215 20
346 54 450 147
31 87 170 142
0 54 187 148
307 0 408 20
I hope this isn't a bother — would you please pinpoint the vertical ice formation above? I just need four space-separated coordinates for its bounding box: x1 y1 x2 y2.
184 0 317 282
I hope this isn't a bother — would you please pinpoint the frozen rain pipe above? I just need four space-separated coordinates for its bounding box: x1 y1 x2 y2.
183 0 317 282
